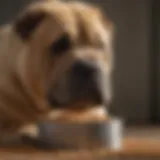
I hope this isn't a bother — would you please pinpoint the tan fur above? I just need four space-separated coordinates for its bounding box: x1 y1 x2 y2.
0 0 114 136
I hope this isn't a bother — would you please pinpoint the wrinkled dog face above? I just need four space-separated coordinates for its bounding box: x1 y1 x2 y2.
14 0 114 109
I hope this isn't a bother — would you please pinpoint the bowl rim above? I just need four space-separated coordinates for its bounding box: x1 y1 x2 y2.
37 117 124 126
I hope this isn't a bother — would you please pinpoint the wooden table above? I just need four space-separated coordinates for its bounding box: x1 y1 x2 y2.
0 127 160 160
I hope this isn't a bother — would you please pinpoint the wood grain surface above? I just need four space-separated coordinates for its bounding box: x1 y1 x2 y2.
0 127 159 160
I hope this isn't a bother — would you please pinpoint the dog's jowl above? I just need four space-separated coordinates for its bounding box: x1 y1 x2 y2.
0 0 114 137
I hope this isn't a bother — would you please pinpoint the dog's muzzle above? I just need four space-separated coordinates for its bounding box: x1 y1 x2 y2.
47 59 111 109
69 60 103 102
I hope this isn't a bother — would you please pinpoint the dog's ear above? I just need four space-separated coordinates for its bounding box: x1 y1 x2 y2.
13 9 46 40
103 15 115 39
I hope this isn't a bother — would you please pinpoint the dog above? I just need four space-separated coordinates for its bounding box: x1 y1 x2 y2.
0 0 114 145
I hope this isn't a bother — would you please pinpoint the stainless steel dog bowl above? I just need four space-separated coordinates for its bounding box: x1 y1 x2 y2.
37 118 123 150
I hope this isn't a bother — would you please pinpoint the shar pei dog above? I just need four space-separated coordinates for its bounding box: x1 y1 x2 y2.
0 0 114 143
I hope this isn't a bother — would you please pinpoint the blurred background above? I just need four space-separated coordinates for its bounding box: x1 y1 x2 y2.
0 0 159 125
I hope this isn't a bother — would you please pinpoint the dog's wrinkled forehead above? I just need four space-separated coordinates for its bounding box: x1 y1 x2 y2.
14 0 114 45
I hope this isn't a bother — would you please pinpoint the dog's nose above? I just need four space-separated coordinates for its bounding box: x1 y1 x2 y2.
71 60 97 79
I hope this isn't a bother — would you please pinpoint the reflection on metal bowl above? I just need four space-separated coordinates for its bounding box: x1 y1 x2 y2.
37 117 123 150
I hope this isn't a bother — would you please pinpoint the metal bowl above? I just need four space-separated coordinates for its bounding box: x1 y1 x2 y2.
37 117 123 150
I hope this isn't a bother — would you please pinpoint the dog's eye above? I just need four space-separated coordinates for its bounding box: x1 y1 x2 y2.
50 34 71 55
